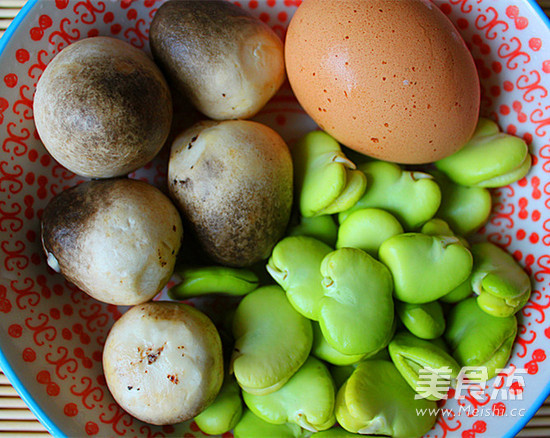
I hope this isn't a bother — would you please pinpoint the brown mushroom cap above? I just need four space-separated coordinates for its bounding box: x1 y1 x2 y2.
33 36 172 178
168 120 293 267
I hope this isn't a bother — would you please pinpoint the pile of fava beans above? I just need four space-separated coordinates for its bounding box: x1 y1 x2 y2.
170 119 532 438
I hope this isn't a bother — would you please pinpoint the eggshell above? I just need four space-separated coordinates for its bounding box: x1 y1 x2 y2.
285 0 480 164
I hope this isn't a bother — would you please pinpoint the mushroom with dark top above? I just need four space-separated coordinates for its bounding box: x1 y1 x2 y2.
149 0 285 120
41 179 183 305
33 36 172 178
168 120 293 267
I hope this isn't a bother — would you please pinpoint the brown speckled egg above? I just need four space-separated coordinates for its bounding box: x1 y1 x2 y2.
285 0 480 164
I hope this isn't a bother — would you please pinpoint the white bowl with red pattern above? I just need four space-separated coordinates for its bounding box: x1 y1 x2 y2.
0 0 549 437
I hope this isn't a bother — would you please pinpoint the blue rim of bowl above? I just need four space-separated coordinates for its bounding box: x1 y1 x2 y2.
0 1 549 437
528 0 550 28
0 2 67 437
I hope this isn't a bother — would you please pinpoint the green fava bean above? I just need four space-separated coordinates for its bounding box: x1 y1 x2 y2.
435 117 531 188
267 236 332 320
194 376 243 435
379 233 473 303
471 242 531 317
336 208 403 257
440 278 472 303
234 409 307 438
168 266 258 299
396 301 445 340
420 217 455 237
335 360 437 437
312 322 365 366
420 218 469 248
339 161 441 230
288 214 338 247
445 298 517 380
231 286 313 395
320 248 394 355
312 427 362 437
292 131 367 217
243 357 336 432
388 332 460 401
431 170 492 235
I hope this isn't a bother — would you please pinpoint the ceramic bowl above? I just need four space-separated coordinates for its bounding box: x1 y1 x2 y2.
0 0 549 437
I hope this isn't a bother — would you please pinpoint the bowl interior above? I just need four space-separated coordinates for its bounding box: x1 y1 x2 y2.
0 0 549 437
